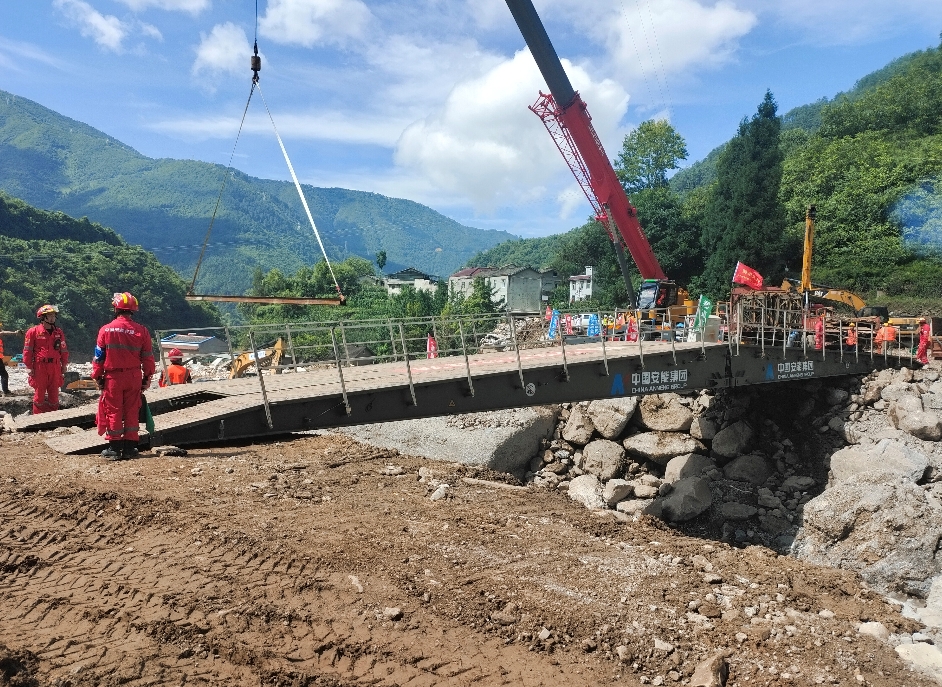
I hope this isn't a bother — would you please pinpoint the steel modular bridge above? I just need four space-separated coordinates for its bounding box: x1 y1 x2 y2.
19 304 917 455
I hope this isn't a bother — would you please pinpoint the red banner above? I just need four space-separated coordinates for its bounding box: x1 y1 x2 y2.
732 261 764 289
426 335 439 359
545 305 553 321
563 313 573 335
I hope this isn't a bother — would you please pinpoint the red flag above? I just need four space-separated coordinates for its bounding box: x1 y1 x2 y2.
426 335 439 359
545 305 553 321
732 261 764 289
563 313 573 335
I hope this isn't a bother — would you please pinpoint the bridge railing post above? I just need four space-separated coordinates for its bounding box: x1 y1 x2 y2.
636 310 644 369
330 327 351 415
458 320 475 397
558 316 570 381
248 330 274 430
597 311 609 376
387 320 398 363
285 324 298 370
507 312 526 389
223 326 237 373
338 321 350 366
398 323 417 406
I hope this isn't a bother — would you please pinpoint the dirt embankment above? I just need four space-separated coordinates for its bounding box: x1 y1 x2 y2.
0 429 936 687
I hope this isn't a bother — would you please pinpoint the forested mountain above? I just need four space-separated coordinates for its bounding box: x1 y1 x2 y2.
0 90 514 295
0 192 220 355
468 42 942 304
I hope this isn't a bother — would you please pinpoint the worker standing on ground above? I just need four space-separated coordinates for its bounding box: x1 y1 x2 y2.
92 293 155 460
0 321 22 396
159 348 192 387
23 305 69 413
845 322 858 353
916 317 931 364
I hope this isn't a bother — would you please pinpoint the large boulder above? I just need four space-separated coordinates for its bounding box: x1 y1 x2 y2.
582 439 625 481
723 453 773 485
602 479 634 506
889 398 942 441
562 404 595 445
568 474 605 509
881 382 918 403
829 440 929 484
718 502 758 521
664 453 714 483
623 432 705 466
659 476 712 522
586 398 638 439
336 406 558 477
711 421 754 459
637 394 694 432
689 417 717 442
793 471 942 597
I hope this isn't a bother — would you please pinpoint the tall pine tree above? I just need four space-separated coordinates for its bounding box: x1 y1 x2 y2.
697 91 790 297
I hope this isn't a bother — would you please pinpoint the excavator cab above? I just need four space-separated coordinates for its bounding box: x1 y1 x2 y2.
636 280 692 331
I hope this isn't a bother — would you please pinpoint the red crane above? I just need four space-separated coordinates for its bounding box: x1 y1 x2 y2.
504 0 683 311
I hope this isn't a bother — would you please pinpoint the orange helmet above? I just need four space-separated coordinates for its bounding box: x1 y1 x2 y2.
112 292 139 312
168 348 183 360
36 304 59 318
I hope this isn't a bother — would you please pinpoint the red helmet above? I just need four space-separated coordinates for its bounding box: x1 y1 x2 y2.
168 348 183 360
36 304 59 318
112 292 139 312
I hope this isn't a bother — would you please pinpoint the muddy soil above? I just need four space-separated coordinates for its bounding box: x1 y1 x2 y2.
0 430 935 686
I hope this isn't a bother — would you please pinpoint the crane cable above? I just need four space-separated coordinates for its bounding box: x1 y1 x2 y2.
188 81 255 294
255 81 343 299
189 0 343 300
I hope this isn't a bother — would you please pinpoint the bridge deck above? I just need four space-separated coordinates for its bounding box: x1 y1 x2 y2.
33 335 901 455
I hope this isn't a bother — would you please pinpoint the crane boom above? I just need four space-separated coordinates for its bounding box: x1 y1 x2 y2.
504 0 667 284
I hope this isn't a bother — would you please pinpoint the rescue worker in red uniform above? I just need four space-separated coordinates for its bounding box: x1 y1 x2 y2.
92 293 155 460
23 305 69 413
814 317 825 351
916 317 931 364
159 348 192 387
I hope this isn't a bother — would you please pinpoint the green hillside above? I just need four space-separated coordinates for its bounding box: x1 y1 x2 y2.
0 191 220 356
0 90 514 295
468 42 942 304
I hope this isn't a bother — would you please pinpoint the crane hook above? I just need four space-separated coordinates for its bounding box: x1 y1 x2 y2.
251 40 261 84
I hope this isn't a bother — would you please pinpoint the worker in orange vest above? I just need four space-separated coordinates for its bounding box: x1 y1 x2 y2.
874 320 897 354
23 305 69 413
159 348 192 387
916 317 931 364
844 322 857 352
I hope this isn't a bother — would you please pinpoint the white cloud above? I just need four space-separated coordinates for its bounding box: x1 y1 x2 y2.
192 23 251 77
53 0 128 52
746 0 942 44
139 22 163 41
259 0 372 48
148 109 410 148
115 0 210 13
0 37 68 72
601 0 757 83
394 48 630 212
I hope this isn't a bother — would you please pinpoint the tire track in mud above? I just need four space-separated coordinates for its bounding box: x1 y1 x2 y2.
0 494 598 686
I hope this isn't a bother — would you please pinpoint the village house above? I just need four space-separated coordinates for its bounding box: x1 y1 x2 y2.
383 267 439 296
569 266 594 302
449 265 560 312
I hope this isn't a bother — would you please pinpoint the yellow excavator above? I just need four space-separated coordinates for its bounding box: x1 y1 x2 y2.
229 338 285 379
782 205 879 316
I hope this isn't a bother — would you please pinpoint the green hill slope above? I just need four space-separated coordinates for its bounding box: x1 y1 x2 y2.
0 191 220 356
0 90 514 295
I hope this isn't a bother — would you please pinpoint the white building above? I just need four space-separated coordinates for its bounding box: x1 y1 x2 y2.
449 265 560 313
383 267 439 296
569 266 594 303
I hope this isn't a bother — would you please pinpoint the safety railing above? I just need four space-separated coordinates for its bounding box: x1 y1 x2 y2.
154 304 914 424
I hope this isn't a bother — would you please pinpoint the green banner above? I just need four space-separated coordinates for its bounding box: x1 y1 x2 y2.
693 294 714 330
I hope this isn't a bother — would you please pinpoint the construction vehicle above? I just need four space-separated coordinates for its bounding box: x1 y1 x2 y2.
229 338 285 379
504 0 691 322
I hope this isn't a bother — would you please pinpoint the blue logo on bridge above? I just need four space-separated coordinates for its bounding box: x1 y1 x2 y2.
611 373 625 396
765 364 775 381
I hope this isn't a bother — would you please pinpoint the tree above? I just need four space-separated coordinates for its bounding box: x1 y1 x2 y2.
375 250 387 272
696 91 792 297
632 187 704 286
614 120 688 194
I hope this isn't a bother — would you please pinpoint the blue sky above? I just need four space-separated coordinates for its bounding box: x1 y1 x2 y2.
2 0 941 240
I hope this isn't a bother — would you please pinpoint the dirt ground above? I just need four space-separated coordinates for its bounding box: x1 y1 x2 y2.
0 427 937 687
